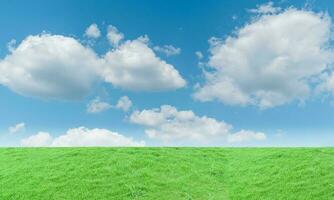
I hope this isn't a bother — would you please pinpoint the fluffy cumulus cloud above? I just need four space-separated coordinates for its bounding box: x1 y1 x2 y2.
21 127 145 147
0 26 186 100
107 25 124 46
130 105 266 144
21 132 53 147
86 97 111 113
8 122 25 134
101 36 186 91
0 34 101 100
116 96 132 112
194 8 334 108
85 23 101 39
154 45 181 56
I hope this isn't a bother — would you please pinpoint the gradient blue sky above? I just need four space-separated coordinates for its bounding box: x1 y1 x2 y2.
1 0 334 146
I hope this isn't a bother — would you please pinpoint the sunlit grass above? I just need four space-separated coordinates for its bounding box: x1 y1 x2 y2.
0 148 333 199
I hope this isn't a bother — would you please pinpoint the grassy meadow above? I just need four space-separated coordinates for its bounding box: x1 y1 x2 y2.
0 148 333 199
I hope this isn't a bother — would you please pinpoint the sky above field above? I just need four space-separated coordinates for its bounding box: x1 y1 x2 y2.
1 0 334 147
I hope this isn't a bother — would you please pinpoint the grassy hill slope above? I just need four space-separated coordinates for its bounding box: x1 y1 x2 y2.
1 148 333 199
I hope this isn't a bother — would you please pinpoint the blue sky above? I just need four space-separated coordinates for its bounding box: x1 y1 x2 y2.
1 0 334 146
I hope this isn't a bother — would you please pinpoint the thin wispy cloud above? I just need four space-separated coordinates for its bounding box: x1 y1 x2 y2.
8 123 25 134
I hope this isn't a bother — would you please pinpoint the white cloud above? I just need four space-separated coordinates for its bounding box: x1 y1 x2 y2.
248 2 281 14
7 39 16 52
101 36 186 91
227 130 266 143
0 28 186 100
0 34 101 100
195 51 203 60
154 45 181 56
315 72 334 97
116 96 132 112
107 25 124 46
86 97 111 113
8 122 25 134
85 23 101 39
87 96 132 113
130 105 266 144
21 127 145 147
21 132 53 147
194 9 334 108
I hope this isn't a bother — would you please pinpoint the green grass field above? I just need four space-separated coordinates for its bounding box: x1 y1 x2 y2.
0 148 333 199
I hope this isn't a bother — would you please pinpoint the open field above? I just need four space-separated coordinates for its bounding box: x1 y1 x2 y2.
0 148 333 199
